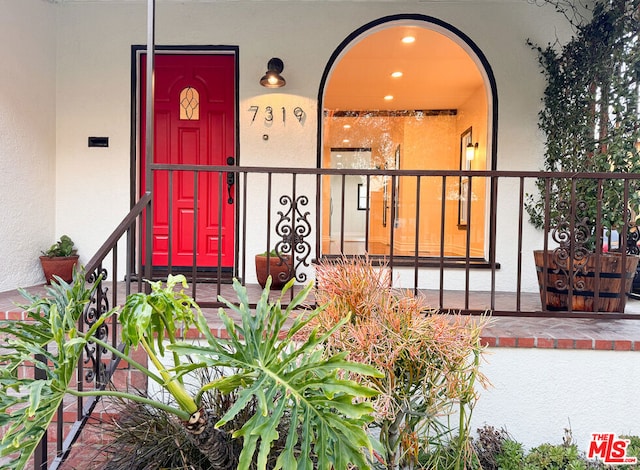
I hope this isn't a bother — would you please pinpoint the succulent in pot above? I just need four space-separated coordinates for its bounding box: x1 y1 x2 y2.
39 235 79 284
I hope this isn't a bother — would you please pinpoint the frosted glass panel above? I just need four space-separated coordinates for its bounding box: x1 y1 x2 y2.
179 87 199 120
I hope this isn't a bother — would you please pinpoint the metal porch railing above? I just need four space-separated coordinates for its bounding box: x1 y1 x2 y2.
31 165 640 468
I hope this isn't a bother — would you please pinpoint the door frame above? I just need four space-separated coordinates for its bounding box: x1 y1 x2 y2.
130 45 241 276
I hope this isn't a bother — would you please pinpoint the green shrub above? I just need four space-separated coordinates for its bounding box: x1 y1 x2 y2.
41 234 77 257
524 442 586 470
496 439 526 470
469 427 640 470
472 426 524 470
256 249 279 256
418 439 482 470
0 273 381 470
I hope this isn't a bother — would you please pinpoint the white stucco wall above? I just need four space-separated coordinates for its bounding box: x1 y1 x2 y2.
1 0 576 290
0 0 57 291
472 347 640 454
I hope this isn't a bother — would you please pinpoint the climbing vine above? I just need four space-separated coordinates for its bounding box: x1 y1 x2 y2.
526 0 640 241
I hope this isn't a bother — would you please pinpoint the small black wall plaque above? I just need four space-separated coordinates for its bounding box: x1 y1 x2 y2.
88 136 109 147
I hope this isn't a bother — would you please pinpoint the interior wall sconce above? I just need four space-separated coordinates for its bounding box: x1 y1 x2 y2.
260 57 286 88
466 142 478 161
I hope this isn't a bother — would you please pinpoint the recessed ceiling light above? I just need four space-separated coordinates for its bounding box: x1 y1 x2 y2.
402 36 416 44
343 124 351 129
391 71 403 78
343 139 350 143
384 95 394 101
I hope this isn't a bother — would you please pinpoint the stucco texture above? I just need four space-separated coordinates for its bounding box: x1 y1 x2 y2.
2 0 572 290
0 0 56 291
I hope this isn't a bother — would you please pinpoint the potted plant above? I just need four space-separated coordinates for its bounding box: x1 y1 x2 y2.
39 234 79 284
526 0 640 312
255 249 292 289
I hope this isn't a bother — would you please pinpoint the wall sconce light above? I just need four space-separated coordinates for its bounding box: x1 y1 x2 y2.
260 57 286 88
466 142 478 161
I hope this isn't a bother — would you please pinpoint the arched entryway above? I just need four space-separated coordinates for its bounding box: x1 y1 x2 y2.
318 15 497 261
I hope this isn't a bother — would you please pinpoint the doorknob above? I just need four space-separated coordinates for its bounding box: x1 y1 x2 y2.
226 156 235 204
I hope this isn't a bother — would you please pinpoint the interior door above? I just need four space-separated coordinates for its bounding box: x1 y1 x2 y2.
140 53 236 269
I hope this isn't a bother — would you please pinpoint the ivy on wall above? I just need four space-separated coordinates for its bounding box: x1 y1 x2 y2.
526 0 640 236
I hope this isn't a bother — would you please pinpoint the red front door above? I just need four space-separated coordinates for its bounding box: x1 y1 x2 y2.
140 53 236 269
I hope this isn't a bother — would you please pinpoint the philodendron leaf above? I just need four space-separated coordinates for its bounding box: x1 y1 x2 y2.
0 269 99 470
26 380 47 418
170 278 379 470
120 293 154 348
119 274 197 357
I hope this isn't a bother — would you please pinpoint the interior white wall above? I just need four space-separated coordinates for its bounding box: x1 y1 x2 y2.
0 0 57 291
472 347 640 454
1 0 575 290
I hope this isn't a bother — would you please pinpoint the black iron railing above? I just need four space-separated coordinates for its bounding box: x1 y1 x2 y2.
30 166 640 468
136 164 640 318
32 193 152 470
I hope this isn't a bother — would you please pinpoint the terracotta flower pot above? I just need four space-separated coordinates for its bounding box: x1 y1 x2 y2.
39 255 79 284
255 254 292 289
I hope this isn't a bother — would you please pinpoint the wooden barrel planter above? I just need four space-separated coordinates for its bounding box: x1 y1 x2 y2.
534 250 639 312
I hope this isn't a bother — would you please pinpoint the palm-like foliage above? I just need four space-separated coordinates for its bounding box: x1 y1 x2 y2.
0 271 102 470
100 368 287 470
170 278 382 470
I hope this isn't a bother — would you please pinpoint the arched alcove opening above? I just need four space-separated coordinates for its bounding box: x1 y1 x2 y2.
318 15 497 261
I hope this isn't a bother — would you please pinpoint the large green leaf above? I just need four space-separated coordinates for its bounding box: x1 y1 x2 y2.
118 274 199 415
120 274 198 357
170 278 382 470
0 270 103 470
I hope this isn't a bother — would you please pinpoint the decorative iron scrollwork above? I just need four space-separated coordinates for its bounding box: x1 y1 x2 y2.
274 194 312 283
548 194 640 293
84 268 109 386
550 198 591 291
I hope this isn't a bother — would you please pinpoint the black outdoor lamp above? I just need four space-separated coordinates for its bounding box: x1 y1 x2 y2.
260 57 286 88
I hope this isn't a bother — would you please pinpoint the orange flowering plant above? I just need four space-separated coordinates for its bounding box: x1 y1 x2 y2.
305 256 490 470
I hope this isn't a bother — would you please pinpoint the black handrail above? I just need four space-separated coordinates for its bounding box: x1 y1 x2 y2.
35 193 152 470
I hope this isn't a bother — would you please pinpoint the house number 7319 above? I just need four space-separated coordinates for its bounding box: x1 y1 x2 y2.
248 105 305 124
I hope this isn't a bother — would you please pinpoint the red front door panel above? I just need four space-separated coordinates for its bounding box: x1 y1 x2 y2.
141 54 235 268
